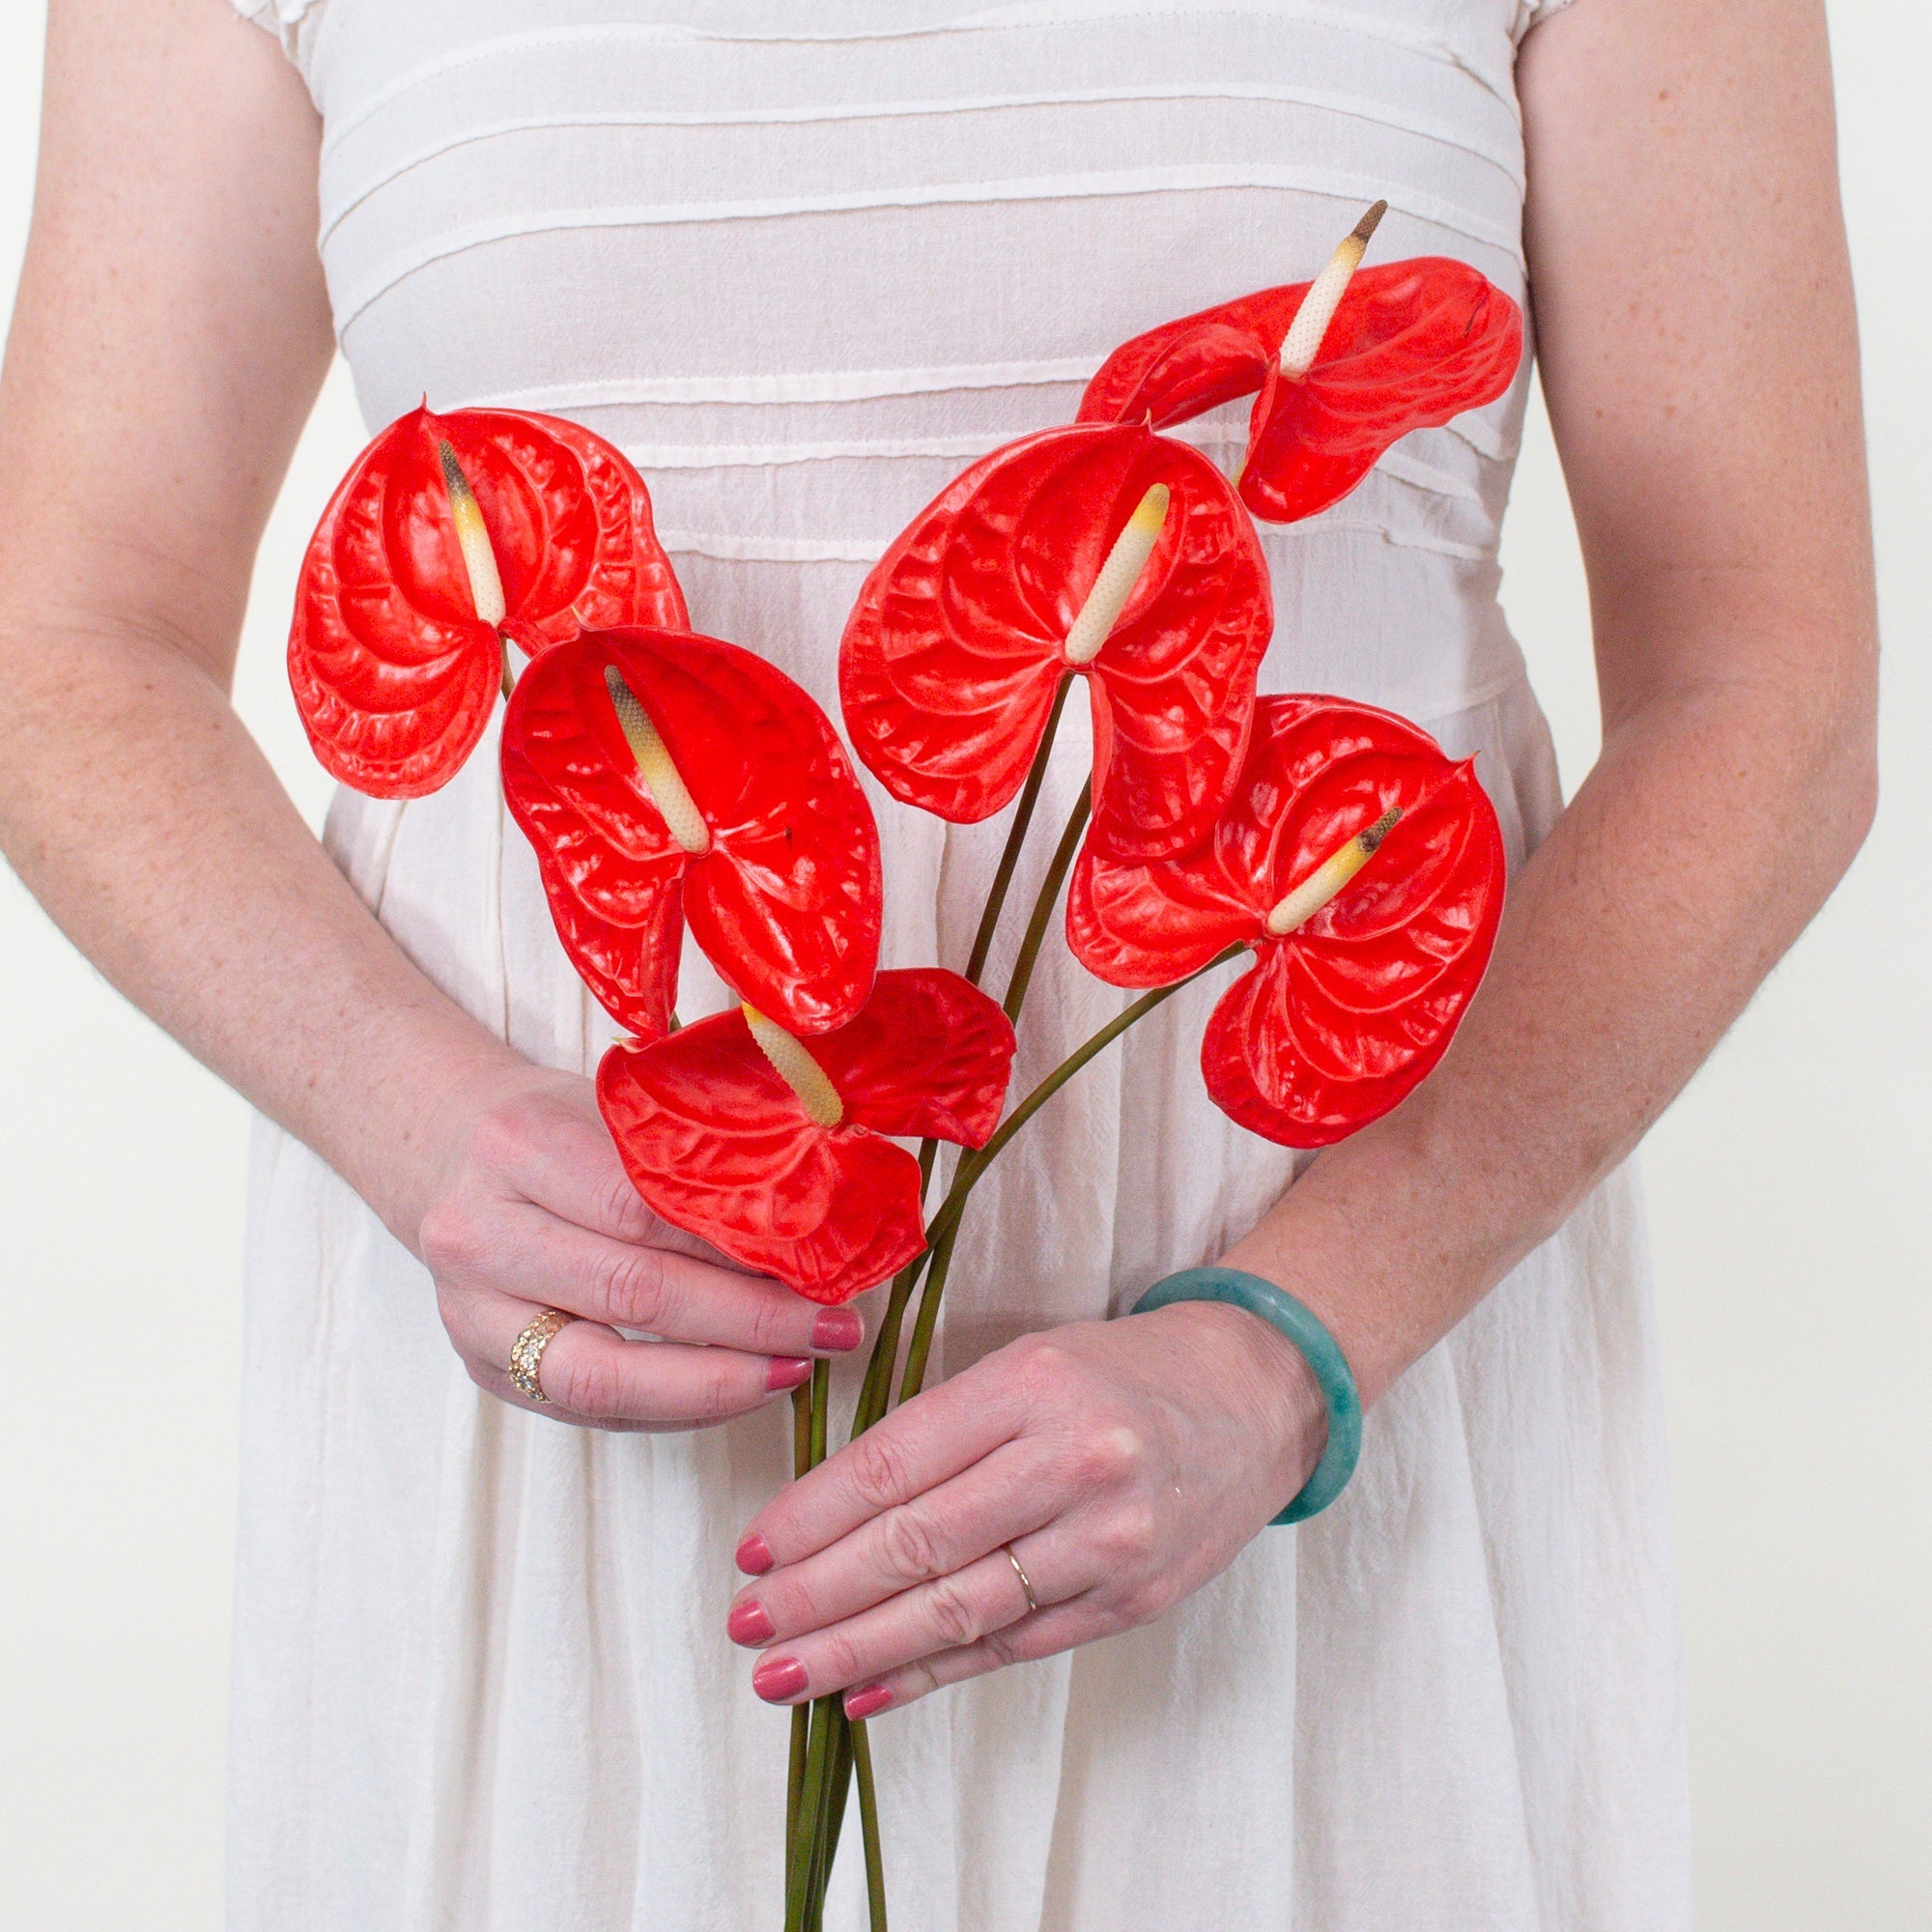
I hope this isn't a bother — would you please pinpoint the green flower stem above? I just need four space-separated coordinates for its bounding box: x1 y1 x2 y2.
1002 787 1090 1025
809 1358 829 1464
785 1384 811 1861
896 1205 967 1406
784 1391 815 1855
782 1364 837 1929
785 1694 838 1930
852 1249 929 1438
853 1719 888 1930
809 1713 855 1927
898 944 1249 1406
963 679 1071 989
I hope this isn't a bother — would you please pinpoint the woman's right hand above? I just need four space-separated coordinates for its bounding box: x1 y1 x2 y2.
414 1063 864 1430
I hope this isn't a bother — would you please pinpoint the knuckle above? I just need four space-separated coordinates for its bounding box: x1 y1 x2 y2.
595 1168 653 1238
923 1574 984 1651
980 1626 1022 1670
1009 1335 1084 1408
1069 1423 1144 1493
467 1102 536 1178
878 1507 947 1585
698 1353 753 1420
1113 1574 1170 1627
598 1247 672 1331
742 1291 796 1357
553 1349 626 1421
417 1197 482 1275
816 1629 864 1690
1096 1500 1160 1568
848 1431 916 1512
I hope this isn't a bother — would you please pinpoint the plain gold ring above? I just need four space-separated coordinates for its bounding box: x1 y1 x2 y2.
1004 1544 1039 1616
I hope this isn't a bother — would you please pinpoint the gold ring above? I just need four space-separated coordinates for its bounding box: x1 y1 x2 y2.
1004 1544 1039 1616
508 1307 576 1403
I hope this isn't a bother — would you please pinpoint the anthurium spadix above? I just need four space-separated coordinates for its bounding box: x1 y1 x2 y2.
289 405 688 797
838 420 1272 862
501 625 883 1040
1067 694 1507 1146
598 970 1016 1304
1077 205 1523 526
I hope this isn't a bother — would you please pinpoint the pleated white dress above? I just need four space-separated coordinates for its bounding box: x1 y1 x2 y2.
227 3 1692 1926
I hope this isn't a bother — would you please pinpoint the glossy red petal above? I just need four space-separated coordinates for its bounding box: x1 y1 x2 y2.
808 969 1016 1148
531 844 682 1039
1239 261 1522 523
1077 287 1298 431
840 424 1269 855
289 405 687 798
503 627 882 1037
597 1016 927 1305
1070 693 1504 1142
1066 816 1257 988
1079 263 1521 526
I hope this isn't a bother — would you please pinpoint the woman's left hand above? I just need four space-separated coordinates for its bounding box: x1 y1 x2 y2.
725 1301 1327 1718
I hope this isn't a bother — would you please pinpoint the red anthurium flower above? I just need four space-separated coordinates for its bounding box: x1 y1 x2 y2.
1067 694 1506 1147
1077 225 1522 526
291 404 688 798
598 969 1016 1304
839 421 1271 861
501 625 883 1040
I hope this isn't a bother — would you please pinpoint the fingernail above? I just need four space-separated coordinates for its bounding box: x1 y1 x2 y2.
811 1307 864 1351
766 1355 812 1392
752 1655 810 1703
843 1683 894 1722
726 1599 774 1646
736 1534 774 1576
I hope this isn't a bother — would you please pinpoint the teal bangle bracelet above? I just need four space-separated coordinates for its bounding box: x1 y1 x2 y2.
1131 1266 1362 1525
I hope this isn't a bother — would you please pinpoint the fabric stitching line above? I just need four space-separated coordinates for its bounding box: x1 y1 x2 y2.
564 427 1493 512
463 358 1099 409
317 84 1523 245
653 518 1495 566
333 167 1521 336
318 7 1516 160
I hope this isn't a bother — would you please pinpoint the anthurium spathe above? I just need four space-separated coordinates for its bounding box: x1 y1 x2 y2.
1077 220 1522 526
1066 694 1506 1146
838 420 1271 861
597 970 1017 1304
501 625 883 1039
290 404 688 797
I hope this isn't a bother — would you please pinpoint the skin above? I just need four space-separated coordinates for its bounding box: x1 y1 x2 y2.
0 0 1875 1738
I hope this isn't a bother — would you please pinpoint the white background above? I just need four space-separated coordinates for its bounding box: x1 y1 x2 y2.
0 4 1924 1926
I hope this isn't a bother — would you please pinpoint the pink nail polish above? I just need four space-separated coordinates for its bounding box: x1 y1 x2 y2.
766 1355 812 1392
727 1599 774 1646
736 1534 774 1576
811 1307 863 1351
752 1655 810 1703
843 1684 894 1722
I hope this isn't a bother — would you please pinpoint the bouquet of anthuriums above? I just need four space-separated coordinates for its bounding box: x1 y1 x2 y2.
287 204 1520 1930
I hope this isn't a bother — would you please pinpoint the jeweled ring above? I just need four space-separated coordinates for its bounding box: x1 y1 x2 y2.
508 1307 576 1403
1004 1544 1039 1616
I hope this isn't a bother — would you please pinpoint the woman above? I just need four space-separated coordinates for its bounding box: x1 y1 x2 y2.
0 0 1874 1925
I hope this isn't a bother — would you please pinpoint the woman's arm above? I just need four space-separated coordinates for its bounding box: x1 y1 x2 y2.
0 0 862 1425
724 0 1877 1715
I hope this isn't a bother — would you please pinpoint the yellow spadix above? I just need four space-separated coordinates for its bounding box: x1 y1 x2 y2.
1264 804 1402 937
1063 484 1171 667
603 667 710 856
743 1006 845 1128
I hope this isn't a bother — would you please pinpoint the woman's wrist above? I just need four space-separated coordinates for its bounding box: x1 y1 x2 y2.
1146 1298 1330 1521
325 1009 533 1252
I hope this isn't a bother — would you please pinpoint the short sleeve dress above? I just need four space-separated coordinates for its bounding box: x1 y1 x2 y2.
225 3 1692 1928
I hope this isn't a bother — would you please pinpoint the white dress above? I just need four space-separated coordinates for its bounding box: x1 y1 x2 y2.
228 4 1692 1927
